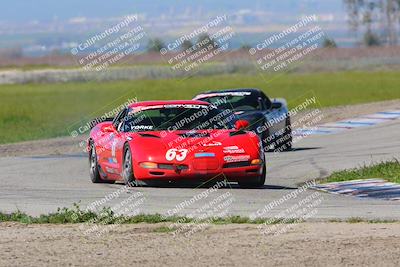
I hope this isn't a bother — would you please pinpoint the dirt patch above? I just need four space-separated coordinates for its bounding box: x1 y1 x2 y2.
0 135 88 157
1 99 400 157
0 222 399 266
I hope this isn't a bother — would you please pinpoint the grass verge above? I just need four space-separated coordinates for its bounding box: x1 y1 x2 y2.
1 71 400 144
322 159 400 184
0 204 294 225
0 204 398 225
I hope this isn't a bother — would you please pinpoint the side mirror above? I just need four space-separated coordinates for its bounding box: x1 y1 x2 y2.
235 119 250 130
271 102 282 109
103 125 117 133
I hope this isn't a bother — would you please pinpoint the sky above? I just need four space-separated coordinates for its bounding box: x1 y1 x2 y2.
0 0 344 23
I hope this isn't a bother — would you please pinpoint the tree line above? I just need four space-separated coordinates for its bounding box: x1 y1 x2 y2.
344 0 400 46
147 33 218 52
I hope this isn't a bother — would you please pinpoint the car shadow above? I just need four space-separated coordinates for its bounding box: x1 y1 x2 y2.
226 184 297 190
128 180 297 190
265 147 321 153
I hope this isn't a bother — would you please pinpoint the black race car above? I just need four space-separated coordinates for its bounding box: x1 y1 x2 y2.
193 88 292 151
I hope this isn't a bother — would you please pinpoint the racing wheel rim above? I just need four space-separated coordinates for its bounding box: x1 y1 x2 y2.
90 145 97 175
123 149 132 180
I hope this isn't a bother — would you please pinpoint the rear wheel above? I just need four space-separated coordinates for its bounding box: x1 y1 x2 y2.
122 144 137 187
238 164 266 189
89 141 106 183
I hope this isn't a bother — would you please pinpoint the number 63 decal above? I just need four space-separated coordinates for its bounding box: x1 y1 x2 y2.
165 149 188 161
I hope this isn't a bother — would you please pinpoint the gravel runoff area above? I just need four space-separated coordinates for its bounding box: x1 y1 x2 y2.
1 222 399 266
1 99 400 157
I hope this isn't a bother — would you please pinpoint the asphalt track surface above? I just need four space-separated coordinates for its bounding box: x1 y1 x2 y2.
1 119 399 220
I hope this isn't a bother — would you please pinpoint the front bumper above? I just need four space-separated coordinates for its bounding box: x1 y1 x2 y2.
134 162 263 182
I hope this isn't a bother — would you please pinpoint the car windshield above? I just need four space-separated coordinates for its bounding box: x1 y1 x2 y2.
196 92 261 111
122 104 236 132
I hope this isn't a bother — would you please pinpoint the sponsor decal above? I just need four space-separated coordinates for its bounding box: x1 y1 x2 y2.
129 104 215 115
131 125 153 130
163 104 209 109
195 152 216 158
223 146 239 150
223 146 246 153
108 157 118 164
224 155 250 162
130 105 164 114
166 148 188 161
111 137 120 164
203 141 222 147
195 92 252 99
105 167 118 174
223 148 245 154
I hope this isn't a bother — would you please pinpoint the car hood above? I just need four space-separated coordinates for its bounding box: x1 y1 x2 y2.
127 129 261 163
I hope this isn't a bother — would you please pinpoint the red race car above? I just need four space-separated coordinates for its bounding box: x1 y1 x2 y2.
88 100 265 188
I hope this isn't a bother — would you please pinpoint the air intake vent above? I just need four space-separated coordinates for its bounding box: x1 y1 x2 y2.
178 132 210 138
138 133 160 138
223 161 251 168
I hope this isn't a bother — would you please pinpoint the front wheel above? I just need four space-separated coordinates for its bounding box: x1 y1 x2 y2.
238 164 266 189
122 144 137 187
89 140 106 183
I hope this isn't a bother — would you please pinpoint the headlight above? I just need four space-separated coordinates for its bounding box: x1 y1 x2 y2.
140 162 158 169
251 159 262 165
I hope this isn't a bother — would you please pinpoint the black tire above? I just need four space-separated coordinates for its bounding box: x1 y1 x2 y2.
122 144 137 187
283 117 293 151
238 164 266 189
89 140 106 183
